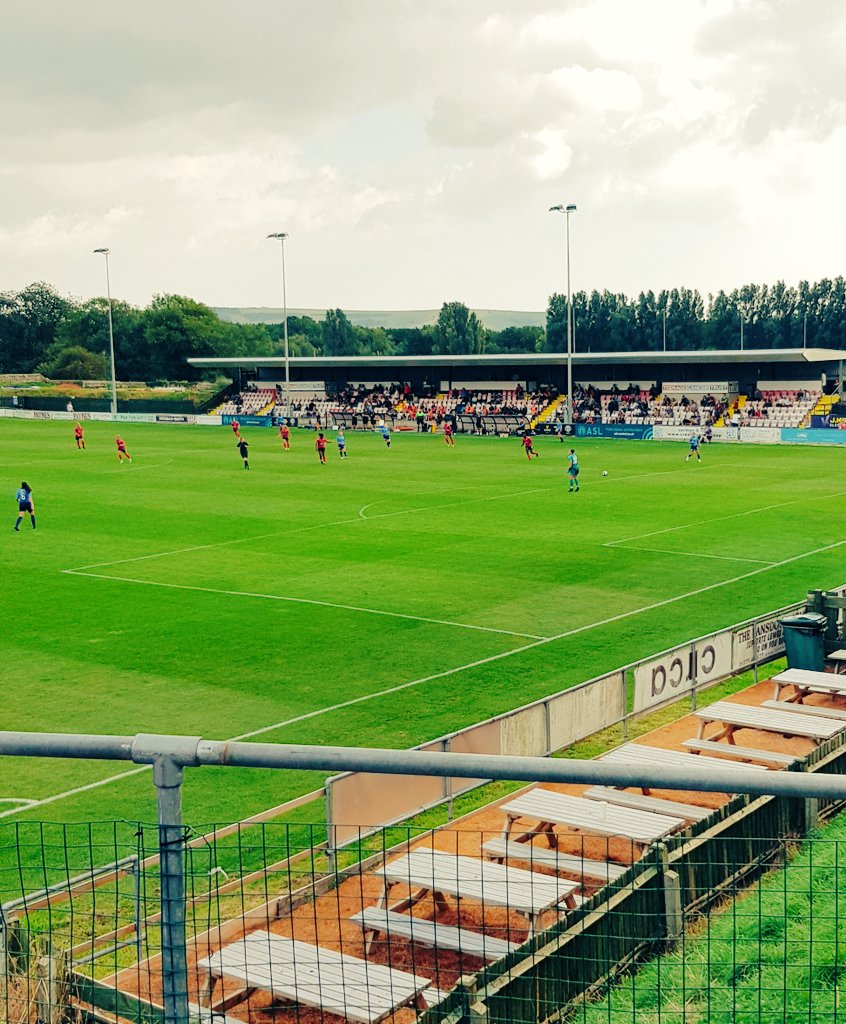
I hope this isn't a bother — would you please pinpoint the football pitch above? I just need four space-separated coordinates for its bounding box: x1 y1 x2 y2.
3 419 846 833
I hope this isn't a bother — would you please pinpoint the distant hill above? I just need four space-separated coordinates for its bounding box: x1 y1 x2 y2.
214 307 546 330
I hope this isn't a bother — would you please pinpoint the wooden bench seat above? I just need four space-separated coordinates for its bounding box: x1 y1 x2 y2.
197 931 432 1024
376 849 581 939
482 838 627 884
500 788 685 854
582 786 712 822
694 700 846 742
352 907 518 962
771 668 846 702
827 650 846 674
422 988 447 1008
762 699 846 721
682 738 800 767
600 742 767 793
189 1003 243 1024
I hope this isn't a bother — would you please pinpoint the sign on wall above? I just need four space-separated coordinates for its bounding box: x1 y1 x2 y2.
633 632 733 713
574 423 654 440
662 382 735 395
732 613 788 672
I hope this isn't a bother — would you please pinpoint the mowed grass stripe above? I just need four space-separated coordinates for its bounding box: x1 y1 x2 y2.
3 421 846 832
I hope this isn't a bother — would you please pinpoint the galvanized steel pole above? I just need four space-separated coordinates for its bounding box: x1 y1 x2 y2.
2 731 846 802
153 754 189 1024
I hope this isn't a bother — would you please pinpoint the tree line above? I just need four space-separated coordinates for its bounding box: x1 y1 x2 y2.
2 278 845 381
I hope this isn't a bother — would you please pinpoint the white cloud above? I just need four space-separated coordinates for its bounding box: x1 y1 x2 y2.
528 129 574 181
1 0 845 310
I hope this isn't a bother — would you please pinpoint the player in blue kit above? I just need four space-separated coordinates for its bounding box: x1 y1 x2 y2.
14 481 35 530
566 448 580 492
685 433 701 462
378 422 391 448
336 430 348 459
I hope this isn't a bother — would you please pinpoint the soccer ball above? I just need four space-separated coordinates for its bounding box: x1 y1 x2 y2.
602 470 608 476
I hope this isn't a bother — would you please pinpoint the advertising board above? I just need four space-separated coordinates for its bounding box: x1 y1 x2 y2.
740 426 780 444
633 631 733 713
155 414 196 424
732 612 788 673
662 382 735 395
781 427 846 445
221 414 272 428
574 423 653 440
114 412 157 423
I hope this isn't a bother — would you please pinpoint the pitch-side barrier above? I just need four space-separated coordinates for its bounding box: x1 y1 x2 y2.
324 587 845 856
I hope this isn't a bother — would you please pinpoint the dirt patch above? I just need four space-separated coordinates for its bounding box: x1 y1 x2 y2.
111 674 845 1023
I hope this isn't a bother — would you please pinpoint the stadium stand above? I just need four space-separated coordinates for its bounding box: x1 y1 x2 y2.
214 387 276 416
213 379 819 432
736 389 819 428
539 384 818 430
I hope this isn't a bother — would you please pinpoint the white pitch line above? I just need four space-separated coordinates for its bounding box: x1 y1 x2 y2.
0 768 149 820
610 545 776 566
606 489 846 547
63 461 727 575
0 798 38 808
13 532 846 821
64 515 363 572
64 485 556 572
62 571 548 640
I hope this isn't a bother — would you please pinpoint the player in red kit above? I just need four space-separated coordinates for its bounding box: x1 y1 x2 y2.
115 436 132 462
315 432 328 464
279 423 290 449
443 421 455 446
521 433 539 460
231 419 241 440
74 423 85 449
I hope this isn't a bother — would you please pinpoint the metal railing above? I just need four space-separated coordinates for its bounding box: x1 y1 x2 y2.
4 733 846 1023
324 592 828 857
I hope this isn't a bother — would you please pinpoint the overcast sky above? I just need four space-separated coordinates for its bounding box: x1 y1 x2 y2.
2 0 844 312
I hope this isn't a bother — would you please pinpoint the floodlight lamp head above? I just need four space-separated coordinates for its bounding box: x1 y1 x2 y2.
267 232 288 240
566 204 577 212
548 205 564 212
93 247 110 255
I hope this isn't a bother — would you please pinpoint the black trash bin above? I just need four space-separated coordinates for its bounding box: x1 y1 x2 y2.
779 613 828 671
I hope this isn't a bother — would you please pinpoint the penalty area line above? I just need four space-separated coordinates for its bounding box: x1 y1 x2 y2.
607 545 775 566
14 533 846 821
61 570 549 641
605 488 846 547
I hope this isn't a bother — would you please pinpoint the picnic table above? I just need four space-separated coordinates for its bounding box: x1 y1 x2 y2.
694 700 846 743
499 787 684 855
770 668 846 703
600 743 767 791
375 848 580 937
197 930 432 1024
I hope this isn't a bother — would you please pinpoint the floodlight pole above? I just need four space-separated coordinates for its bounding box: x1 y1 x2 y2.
740 313 744 351
267 232 290 422
93 248 117 414
549 204 577 422
663 309 667 352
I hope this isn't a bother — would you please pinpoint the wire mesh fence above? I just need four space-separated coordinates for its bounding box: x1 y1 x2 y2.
4 815 846 1024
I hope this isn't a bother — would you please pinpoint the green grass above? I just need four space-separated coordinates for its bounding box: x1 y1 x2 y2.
3 419 846 842
579 810 846 1024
